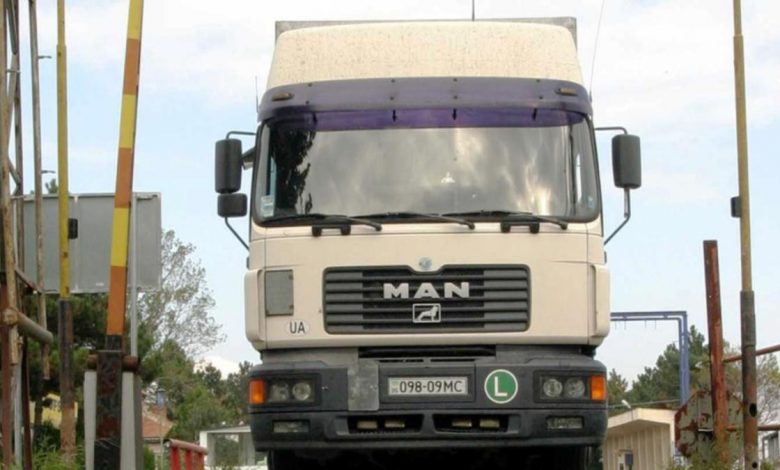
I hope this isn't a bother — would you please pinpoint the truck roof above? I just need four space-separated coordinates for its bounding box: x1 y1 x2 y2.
267 20 583 89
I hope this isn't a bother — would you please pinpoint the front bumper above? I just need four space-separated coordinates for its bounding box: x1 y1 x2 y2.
249 352 607 450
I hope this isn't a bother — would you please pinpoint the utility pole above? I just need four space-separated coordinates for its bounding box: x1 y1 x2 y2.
56 0 75 460
29 0 48 381
731 0 758 468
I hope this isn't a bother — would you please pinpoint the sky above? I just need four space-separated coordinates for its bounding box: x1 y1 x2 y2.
11 0 780 383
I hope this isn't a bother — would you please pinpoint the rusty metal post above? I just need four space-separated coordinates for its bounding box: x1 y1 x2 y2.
11 0 24 276
20 339 32 470
27 0 49 380
0 0 17 324
1 323 13 468
704 240 728 464
1 0 19 465
731 0 758 468
57 299 75 453
7 0 25 279
725 344 780 363
730 424 780 433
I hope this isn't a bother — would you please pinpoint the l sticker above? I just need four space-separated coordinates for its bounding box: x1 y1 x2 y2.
484 369 518 404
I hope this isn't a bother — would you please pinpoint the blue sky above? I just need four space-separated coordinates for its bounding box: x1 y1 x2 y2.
14 0 779 381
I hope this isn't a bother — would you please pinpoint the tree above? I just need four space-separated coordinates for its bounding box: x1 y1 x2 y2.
680 341 780 425
169 383 234 441
143 341 249 441
138 229 224 356
627 326 709 407
607 369 629 415
757 353 780 425
222 361 253 419
23 293 108 436
45 177 58 194
617 327 780 426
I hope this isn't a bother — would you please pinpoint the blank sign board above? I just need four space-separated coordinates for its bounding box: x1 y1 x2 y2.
19 193 161 294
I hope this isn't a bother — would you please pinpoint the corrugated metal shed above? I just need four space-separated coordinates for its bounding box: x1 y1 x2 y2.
604 408 677 470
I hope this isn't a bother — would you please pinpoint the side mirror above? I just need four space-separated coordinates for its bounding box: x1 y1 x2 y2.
215 139 243 194
612 134 642 189
218 193 248 218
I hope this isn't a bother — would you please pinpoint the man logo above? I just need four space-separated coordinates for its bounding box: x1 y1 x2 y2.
383 282 470 299
413 304 441 323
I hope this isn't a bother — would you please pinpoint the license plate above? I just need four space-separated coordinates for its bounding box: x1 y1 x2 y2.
387 377 469 397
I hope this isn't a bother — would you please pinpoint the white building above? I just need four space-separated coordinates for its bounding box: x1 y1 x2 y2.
763 432 779 468
604 408 677 470
198 425 266 470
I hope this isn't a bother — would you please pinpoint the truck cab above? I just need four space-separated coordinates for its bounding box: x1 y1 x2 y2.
215 19 641 469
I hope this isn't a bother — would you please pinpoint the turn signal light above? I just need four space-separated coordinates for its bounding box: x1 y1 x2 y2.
590 375 606 401
249 379 266 405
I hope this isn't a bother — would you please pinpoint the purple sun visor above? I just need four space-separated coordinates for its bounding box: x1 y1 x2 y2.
260 77 592 130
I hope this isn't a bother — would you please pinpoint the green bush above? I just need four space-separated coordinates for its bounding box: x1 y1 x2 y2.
143 445 157 470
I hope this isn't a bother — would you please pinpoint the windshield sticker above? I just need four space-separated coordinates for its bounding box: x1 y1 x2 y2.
260 195 275 217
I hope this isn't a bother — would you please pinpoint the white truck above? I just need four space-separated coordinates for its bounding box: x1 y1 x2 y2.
214 18 641 470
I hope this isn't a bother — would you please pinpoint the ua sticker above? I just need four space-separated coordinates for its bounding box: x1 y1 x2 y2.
287 320 310 335
484 369 518 404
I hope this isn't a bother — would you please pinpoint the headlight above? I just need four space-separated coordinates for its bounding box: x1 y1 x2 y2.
292 381 313 402
542 378 563 398
269 382 290 402
537 373 605 402
252 376 318 405
564 378 586 398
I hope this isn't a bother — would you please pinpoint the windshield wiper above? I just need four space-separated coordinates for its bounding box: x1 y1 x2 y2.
355 211 475 230
263 213 382 236
443 210 568 233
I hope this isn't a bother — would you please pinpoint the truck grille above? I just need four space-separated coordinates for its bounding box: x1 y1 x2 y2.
323 266 530 334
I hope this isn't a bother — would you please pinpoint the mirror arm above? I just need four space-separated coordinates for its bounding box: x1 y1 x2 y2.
605 189 631 245
241 146 256 169
594 126 628 135
224 217 249 250
226 130 256 139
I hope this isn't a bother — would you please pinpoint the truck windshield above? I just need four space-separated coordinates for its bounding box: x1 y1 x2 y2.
255 108 598 224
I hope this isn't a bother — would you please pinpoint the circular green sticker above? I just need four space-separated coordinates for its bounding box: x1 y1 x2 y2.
484 369 518 404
